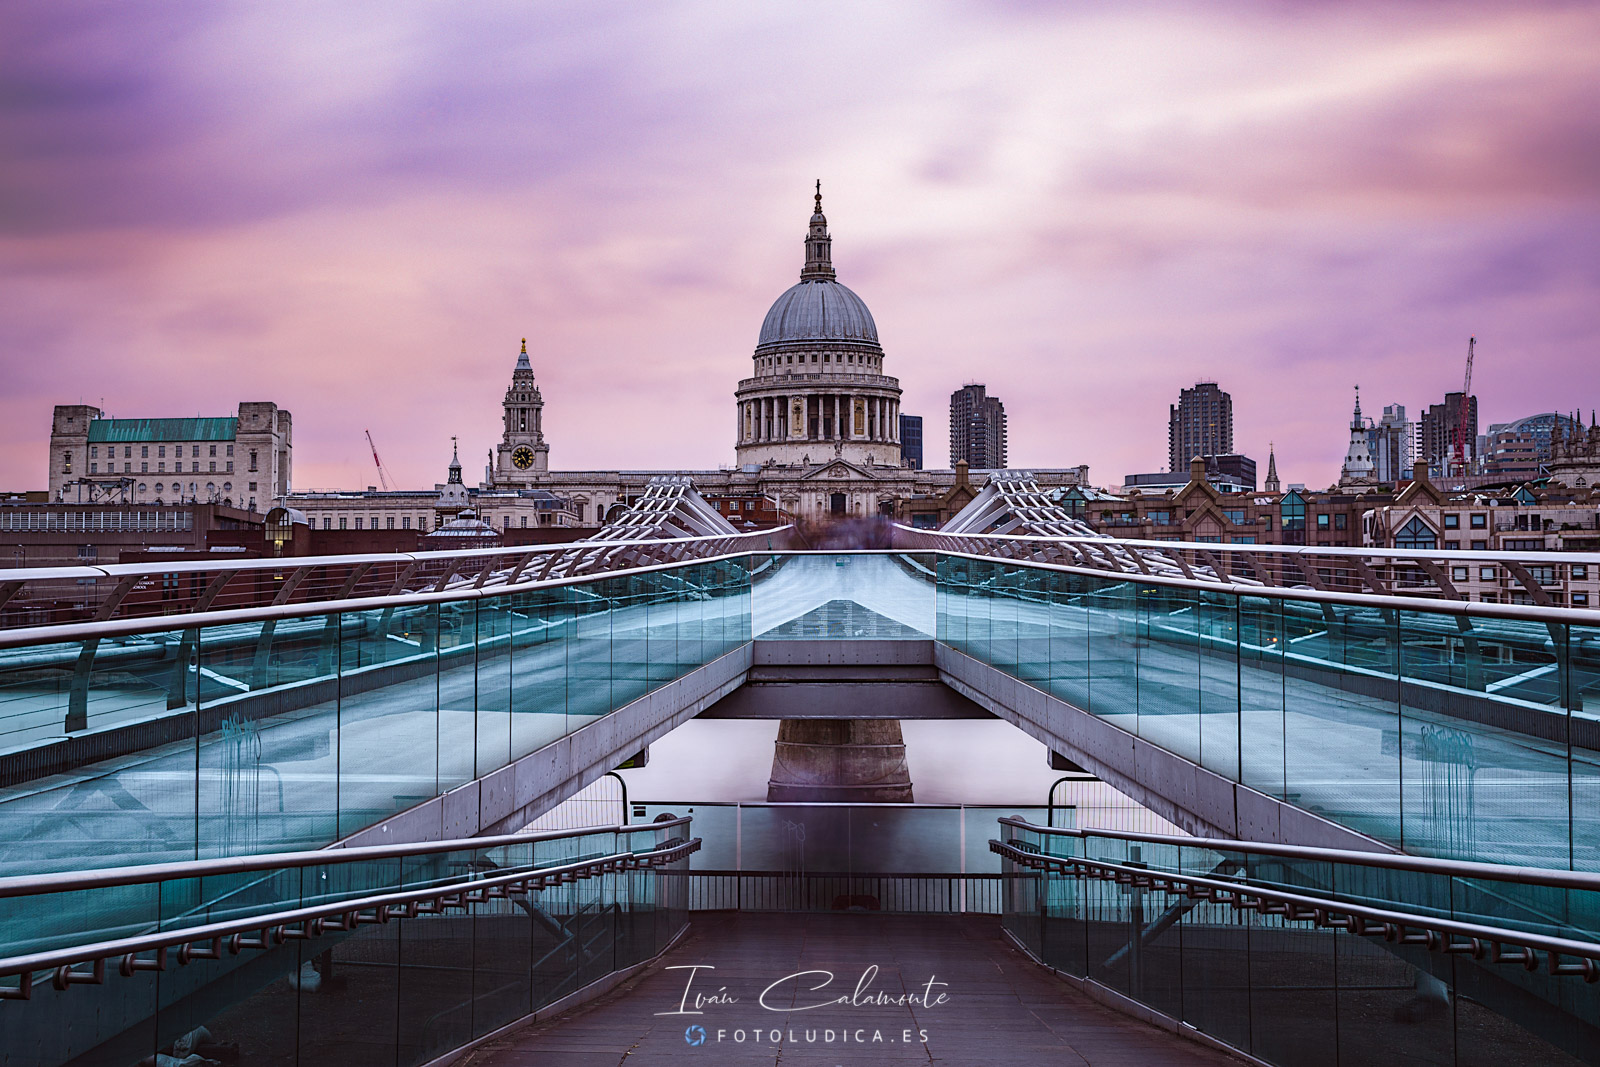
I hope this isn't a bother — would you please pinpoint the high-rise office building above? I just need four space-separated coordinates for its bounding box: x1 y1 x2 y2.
1368 403 1412 484
1168 382 1233 472
899 414 923 470
1419 392 1478 477
949 384 1007 469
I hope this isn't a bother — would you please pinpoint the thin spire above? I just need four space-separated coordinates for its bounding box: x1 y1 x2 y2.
515 336 532 372
801 180 835 281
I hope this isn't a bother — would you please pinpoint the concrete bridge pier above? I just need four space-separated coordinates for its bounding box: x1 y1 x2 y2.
766 718 914 802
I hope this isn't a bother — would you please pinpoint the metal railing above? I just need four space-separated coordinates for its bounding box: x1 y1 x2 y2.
0 818 695 994
0 525 797 633
992 819 1600 980
994 817 1600 1066
0 819 697 1067
675 871 1006 914
894 523 1600 604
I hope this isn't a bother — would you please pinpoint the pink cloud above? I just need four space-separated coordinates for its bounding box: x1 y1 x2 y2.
0 1 1596 494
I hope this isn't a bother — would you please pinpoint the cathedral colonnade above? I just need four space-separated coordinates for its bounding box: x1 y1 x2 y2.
737 391 900 445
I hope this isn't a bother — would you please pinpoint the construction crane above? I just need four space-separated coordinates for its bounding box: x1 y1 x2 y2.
1452 337 1476 477
365 429 392 491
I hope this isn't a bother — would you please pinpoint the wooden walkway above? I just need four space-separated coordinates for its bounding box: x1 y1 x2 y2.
463 913 1246 1065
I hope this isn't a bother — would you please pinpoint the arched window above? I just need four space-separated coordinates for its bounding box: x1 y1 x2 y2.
1394 516 1438 550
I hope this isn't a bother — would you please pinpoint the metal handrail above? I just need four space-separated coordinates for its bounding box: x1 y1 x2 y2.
0 530 795 586
994 818 1600 892
6 543 1599 652
926 548 1600 625
896 523 1600 566
0 835 701 1000
0 525 796 638
990 841 1600 980
0 547 769 650
0 818 690 899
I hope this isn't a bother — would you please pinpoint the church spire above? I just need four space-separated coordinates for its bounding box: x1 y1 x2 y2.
1264 442 1280 493
801 180 836 281
448 435 463 485
515 336 531 372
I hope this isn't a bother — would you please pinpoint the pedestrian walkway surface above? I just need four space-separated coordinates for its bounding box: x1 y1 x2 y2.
464 912 1245 1066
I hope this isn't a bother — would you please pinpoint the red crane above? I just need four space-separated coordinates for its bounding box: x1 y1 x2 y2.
1451 337 1476 477
365 429 392 491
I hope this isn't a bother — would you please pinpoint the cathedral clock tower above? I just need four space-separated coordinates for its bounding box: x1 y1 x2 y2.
492 338 549 485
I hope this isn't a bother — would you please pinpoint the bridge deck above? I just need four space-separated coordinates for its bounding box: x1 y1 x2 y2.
468 912 1242 1066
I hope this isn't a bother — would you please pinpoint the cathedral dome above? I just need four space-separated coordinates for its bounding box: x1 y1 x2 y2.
757 280 878 348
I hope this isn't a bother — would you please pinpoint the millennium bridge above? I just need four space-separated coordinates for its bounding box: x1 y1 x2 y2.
1 476 1597 1066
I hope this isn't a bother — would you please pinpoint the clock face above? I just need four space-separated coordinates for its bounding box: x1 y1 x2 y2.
511 446 536 470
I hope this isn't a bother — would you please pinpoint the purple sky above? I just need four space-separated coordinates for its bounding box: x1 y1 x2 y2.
2 2 1597 492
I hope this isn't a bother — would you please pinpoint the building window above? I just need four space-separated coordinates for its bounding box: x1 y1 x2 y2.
1451 566 1468 582
1443 514 1459 529
1221 509 1245 525
63 452 72 473
192 445 200 457
520 515 528 527
1394 517 1437 550
90 446 98 459
402 516 411 529
369 516 377 529
1316 514 1330 530
158 462 165 472
155 483 164 495
125 462 132 472
339 517 347 529
223 482 231 492
89 462 98 473
227 445 234 457
226 461 233 472
323 517 331 529
1444 540 1459 551
248 482 257 492
1334 514 1346 530
1471 540 1487 551
1279 492 1306 538
1569 564 1586 580
1575 593 1590 606
158 445 166 458
355 517 363 529
140 462 147 473
174 461 182 473
1480 566 1496 580
138 483 146 494
249 450 258 471
209 445 217 457
1470 513 1487 529
141 445 149 458
209 461 216 472
386 516 395 529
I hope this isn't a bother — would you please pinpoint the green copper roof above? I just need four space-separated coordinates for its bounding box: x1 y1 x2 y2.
87 417 237 443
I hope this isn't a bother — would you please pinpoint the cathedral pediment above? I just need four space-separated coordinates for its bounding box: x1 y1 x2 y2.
798 458 878 482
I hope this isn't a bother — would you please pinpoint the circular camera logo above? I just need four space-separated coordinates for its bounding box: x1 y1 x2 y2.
684 1025 707 1046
